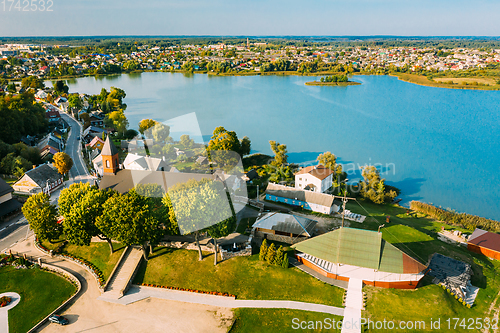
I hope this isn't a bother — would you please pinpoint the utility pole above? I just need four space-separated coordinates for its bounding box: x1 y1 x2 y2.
256 185 259 201
341 179 349 228
341 189 348 228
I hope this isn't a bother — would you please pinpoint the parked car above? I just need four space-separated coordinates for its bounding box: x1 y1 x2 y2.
77 136 80 140
49 315 69 325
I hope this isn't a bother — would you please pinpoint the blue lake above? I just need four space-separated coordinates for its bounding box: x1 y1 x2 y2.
62 72 500 220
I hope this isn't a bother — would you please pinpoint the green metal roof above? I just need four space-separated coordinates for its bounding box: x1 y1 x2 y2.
292 227 412 274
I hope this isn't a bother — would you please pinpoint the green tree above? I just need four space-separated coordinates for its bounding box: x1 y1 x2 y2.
265 243 276 264
162 144 176 161
151 123 170 143
282 253 289 268
240 136 251 156
68 94 83 111
96 191 162 260
22 193 60 242
208 126 241 155
269 140 288 167
162 178 234 262
138 119 158 135
21 76 44 90
52 152 73 176
317 152 346 186
53 80 69 94
79 112 90 129
274 245 284 266
359 166 397 204
180 134 194 149
105 109 129 135
63 186 116 253
259 239 268 261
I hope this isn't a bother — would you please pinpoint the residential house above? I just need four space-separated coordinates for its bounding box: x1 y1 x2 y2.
0 178 22 220
45 108 61 123
12 163 63 195
86 136 104 151
265 182 340 214
294 164 333 193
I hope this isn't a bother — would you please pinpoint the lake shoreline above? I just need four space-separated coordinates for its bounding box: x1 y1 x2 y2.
304 81 361 86
36 69 500 91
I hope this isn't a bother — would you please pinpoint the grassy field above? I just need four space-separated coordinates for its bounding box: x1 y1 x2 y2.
40 239 126 281
0 265 77 333
434 77 497 85
134 247 344 307
392 73 500 90
343 200 500 332
230 309 342 333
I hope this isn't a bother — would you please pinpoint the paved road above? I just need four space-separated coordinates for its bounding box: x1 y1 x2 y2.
11 237 233 333
0 108 94 253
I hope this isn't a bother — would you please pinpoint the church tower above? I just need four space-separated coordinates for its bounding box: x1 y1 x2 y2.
101 135 119 175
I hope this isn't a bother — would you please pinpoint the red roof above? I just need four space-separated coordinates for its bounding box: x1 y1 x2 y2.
468 228 500 253
294 164 334 181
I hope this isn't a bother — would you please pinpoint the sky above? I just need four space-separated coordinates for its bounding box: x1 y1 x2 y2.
0 0 499 37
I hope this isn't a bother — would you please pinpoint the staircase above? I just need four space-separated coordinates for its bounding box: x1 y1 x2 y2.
102 246 143 299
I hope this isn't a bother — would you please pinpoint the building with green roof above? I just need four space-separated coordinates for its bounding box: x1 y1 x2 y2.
292 227 427 289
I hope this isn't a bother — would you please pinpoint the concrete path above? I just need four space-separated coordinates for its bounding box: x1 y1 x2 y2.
101 247 143 299
9 237 233 333
341 278 363 333
99 285 345 316
0 292 21 333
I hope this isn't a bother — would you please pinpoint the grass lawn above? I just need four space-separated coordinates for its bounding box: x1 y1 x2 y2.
344 200 500 332
0 265 76 333
392 73 500 90
134 248 344 307
230 308 342 333
0 176 17 185
40 239 126 281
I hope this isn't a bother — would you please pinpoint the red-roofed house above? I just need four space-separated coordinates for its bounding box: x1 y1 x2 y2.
86 136 104 151
294 164 334 193
467 228 500 260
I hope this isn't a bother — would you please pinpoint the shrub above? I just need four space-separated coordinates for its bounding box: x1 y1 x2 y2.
259 239 268 261
265 243 276 264
282 253 289 268
273 246 284 266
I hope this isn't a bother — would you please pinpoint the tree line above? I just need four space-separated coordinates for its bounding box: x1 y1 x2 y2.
23 179 237 264
410 201 500 232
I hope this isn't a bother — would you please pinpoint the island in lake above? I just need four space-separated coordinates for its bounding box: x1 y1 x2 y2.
305 74 361 86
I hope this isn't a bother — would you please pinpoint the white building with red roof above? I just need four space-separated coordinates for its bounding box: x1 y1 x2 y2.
294 164 333 193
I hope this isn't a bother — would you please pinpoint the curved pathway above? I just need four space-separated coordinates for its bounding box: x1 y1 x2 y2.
10 237 233 333
10 236 345 332
0 292 21 333
99 285 344 316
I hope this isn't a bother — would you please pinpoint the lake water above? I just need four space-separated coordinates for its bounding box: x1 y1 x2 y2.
61 72 500 220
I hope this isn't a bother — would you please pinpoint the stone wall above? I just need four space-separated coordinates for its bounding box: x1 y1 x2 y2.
159 241 214 253
220 247 252 261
